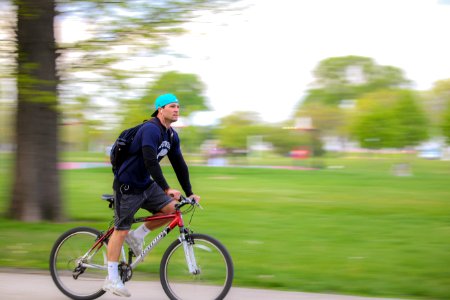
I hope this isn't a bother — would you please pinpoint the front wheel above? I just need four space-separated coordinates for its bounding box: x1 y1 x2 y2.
160 233 234 300
49 227 108 300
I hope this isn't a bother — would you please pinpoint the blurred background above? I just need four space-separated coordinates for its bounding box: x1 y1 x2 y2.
1 0 450 299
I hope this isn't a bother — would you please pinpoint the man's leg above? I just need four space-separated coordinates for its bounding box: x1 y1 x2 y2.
103 229 131 297
136 184 178 234
107 229 128 261
104 189 133 297
143 200 178 230
109 190 130 261
126 200 177 256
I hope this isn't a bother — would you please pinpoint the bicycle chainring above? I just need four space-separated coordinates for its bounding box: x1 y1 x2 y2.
118 262 133 282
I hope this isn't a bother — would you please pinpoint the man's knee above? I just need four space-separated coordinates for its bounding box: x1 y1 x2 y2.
113 229 129 238
160 200 178 214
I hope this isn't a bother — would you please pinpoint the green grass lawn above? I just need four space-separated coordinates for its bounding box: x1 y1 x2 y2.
0 154 449 299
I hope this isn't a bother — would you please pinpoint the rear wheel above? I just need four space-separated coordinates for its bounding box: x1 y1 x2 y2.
160 233 234 300
49 227 108 300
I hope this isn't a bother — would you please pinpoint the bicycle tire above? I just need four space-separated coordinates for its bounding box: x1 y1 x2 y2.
160 233 234 300
49 227 107 300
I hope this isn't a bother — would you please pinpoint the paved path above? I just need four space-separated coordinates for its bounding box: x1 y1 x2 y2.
0 271 403 300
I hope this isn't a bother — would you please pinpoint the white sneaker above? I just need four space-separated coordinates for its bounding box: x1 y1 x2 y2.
103 278 131 297
125 230 144 256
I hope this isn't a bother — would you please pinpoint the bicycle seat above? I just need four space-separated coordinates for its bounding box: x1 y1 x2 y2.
102 194 114 201
101 194 115 209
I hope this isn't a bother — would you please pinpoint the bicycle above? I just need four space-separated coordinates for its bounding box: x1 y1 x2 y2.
49 194 234 300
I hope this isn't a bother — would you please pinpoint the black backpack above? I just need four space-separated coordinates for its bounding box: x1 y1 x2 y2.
110 121 147 176
110 118 173 176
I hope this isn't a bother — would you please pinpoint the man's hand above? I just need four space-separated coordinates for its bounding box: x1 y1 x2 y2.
165 188 181 200
189 194 201 203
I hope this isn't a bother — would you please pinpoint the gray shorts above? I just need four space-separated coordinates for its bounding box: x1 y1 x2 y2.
114 182 172 230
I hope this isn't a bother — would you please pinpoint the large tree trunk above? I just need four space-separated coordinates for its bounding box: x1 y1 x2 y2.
9 0 62 221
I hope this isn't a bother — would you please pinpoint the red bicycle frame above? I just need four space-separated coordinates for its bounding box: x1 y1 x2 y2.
136 209 185 231
85 209 187 268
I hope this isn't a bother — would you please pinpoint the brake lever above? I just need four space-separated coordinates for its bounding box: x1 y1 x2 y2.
187 197 203 210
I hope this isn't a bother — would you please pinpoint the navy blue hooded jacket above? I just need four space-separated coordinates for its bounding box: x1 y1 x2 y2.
116 118 193 196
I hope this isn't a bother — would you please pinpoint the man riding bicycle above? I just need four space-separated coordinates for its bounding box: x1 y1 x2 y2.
104 93 201 297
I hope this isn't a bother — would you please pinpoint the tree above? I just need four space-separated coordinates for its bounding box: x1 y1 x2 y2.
213 112 325 157
10 0 61 221
124 71 208 127
393 91 429 147
265 127 324 157
350 90 429 149
8 0 239 222
178 125 212 154
424 79 450 136
145 71 208 116
55 0 240 130
296 56 411 146
442 99 450 145
307 56 410 106
215 111 262 150
294 102 348 136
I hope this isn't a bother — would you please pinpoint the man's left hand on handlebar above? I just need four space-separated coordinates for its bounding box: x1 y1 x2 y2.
166 188 181 200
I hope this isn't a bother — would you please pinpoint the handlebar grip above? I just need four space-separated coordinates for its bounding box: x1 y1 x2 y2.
174 196 198 210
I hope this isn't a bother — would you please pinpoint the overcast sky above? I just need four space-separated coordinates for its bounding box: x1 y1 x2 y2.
162 0 450 124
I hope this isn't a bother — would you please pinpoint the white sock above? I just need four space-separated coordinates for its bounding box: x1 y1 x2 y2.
107 261 119 281
132 224 151 240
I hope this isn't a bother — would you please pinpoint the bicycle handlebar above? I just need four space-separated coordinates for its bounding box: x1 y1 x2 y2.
175 195 201 210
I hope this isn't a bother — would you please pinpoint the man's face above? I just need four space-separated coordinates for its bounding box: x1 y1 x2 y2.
160 102 179 122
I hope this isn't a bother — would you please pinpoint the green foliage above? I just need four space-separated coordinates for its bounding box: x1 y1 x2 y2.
351 90 429 149
314 56 374 87
57 0 237 68
53 0 238 134
301 86 358 106
143 71 208 117
298 56 411 143
215 111 262 149
265 127 324 156
423 79 450 139
0 102 14 146
442 100 450 144
264 127 302 155
214 112 325 156
295 102 348 136
178 125 212 154
60 95 111 151
120 70 208 132
312 55 409 92
216 124 267 150
304 55 409 107
393 91 429 147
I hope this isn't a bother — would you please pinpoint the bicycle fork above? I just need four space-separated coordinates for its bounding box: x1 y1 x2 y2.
180 230 200 275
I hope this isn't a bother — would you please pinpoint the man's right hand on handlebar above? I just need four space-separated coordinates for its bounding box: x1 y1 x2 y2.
166 188 200 204
188 194 201 203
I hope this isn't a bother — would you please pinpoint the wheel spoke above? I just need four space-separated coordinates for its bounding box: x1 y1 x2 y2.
50 227 108 300
160 233 234 300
